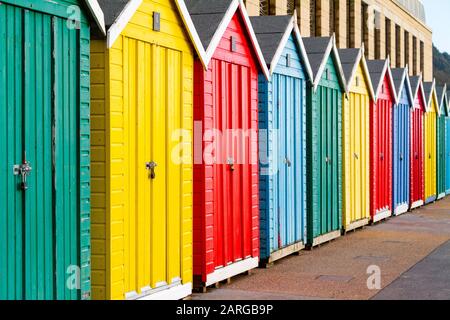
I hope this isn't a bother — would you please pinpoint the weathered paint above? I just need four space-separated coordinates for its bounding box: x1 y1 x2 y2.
393 86 411 215
370 75 394 221
342 63 371 230
193 12 261 285
90 0 194 300
307 56 343 245
0 0 91 300
410 83 426 208
259 34 307 261
424 91 438 204
437 94 448 198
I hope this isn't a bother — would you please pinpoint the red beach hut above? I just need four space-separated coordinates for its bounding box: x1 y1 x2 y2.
367 59 398 223
409 75 427 209
185 0 269 289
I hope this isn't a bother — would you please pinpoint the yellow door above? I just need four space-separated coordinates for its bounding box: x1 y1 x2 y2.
343 67 370 229
424 103 437 202
122 38 185 297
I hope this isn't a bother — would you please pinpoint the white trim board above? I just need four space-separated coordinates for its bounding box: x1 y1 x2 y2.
266 13 313 83
106 0 142 48
85 0 106 35
136 283 192 301
206 257 259 287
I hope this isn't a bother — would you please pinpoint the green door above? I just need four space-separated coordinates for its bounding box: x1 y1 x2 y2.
1 5 81 300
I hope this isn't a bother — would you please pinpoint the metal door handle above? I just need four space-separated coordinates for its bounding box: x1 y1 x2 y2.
285 157 292 167
354 153 359 160
400 153 404 161
380 153 384 161
227 157 235 172
429 153 432 159
146 161 157 179
13 160 32 191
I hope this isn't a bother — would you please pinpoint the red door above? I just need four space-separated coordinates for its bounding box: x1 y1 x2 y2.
371 79 393 219
410 103 424 206
212 59 253 268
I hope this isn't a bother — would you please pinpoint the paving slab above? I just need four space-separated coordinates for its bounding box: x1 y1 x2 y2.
372 240 450 300
192 198 450 300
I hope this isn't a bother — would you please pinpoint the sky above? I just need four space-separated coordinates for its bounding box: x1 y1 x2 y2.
423 0 450 53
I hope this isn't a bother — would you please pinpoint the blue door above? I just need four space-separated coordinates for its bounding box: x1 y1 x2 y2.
393 89 410 214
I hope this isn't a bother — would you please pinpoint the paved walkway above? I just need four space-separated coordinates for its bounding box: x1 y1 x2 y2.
193 197 450 300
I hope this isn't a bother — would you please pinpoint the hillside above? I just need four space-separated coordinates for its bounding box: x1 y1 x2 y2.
433 45 450 86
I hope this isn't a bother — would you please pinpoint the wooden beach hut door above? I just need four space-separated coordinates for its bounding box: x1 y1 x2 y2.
410 102 424 206
212 60 254 269
0 8 81 300
122 39 186 295
316 84 341 236
272 73 304 249
446 117 450 193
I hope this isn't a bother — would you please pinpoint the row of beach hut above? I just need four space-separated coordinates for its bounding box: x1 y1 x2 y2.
0 0 449 300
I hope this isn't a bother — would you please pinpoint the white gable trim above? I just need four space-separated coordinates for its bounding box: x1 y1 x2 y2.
238 0 270 79
203 0 269 78
313 35 346 93
85 0 106 35
373 58 398 104
425 79 439 114
175 0 208 68
343 45 375 101
269 17 295 75
107 0 142 48
395 66 414 106
292 21 313 83
267 14 313 82
360 50 376 101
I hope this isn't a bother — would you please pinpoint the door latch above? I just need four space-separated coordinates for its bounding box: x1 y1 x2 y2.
429 153 432 159
380 153 384 161
354 153 359 160
400 153 404 161
325 156 331 164
285 157 292 167
13 160 32 191
227 157 235 172
146 161 157 180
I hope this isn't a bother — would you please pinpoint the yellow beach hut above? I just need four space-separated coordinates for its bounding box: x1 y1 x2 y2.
423 80 439 204
338 46 375 232
90 0 205 300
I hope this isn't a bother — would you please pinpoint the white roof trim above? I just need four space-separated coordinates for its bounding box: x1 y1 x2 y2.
267 14 313 82
84 0 106 35
313 35 346 93
394 66 414 106
425 79 439 114
269 16 295 75
438 83 447 109
343 45 375 101
175 0 208 68
237 0 270 79
411 74 427 111
292 20 313 83
373 58 398 104
202 0 269 78
107 0 142 48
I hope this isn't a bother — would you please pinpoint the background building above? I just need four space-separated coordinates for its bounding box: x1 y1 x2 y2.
244 0 433 81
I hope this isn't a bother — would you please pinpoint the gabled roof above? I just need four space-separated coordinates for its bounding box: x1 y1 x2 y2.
423 80 440 114
366 58 398 103
83 0 106 35
391 67 414 106
303 35 346 92
250 14 312 80
185 0 269 77
337 46 375 100
409 74 427 111
436 84 448 116
98 0 206 67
